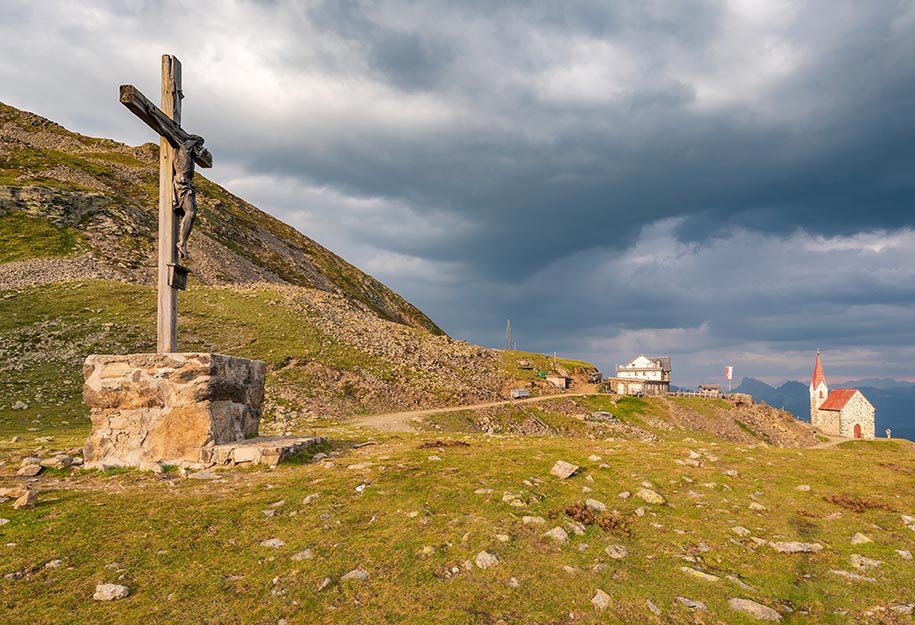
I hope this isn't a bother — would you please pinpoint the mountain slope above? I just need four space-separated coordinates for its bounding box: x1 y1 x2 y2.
0 101 439 333
0 102 607 437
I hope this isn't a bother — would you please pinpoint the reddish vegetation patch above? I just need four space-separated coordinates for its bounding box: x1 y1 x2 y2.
824 494 896 513
879 462 915 475
797 510 820 519
417 440 471 449
564 503 631 536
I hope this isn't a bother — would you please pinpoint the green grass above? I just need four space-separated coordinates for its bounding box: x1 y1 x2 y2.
0 212 82 263
498 350 597 385
2 431 914 624
0 281 424 444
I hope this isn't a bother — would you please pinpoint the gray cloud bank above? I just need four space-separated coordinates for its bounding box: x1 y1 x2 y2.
1 0 914 385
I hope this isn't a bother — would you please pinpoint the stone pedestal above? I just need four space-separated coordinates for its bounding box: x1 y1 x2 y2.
82 353 266 469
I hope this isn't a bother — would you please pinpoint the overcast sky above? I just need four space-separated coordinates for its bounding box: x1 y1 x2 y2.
2 0 914 386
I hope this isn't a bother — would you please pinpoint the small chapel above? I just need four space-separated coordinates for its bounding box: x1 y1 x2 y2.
809 351 876 439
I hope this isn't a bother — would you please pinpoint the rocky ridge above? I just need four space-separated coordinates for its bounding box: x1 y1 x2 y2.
0 101 439 333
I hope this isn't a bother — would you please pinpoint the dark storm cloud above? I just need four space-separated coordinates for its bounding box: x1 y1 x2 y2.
193 0 915 282
2 0 914 383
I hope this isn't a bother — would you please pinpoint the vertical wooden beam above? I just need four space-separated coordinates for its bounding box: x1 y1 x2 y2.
157 55 182 353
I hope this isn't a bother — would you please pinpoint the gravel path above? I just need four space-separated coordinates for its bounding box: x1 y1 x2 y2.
350 392 590 432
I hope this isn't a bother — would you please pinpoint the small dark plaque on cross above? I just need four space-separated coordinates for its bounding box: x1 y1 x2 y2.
120 54 212 354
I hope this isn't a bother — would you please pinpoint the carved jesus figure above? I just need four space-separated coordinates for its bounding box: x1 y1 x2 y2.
173 135 205 259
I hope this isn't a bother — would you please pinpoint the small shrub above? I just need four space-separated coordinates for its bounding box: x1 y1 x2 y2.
564 503 631 536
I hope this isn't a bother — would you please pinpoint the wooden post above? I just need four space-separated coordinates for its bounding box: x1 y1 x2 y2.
157 55 182 354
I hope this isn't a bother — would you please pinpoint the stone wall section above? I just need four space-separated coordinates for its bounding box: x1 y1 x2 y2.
83 353 266 468
838 393 876 439
811 405 840 435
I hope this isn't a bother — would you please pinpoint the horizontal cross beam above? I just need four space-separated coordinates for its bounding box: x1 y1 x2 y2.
119 84 212 168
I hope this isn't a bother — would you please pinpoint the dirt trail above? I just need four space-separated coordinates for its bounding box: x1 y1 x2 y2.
350 392 591 432
809 435 850 449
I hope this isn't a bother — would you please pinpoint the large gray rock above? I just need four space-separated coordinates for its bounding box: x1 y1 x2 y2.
15 464 42 477
769 541 823 554
676 597 707 610
591 589 611 610
12 489 37 510
82 353 266 469
550 460 579 479
728 598 782 621
475 551 499 569
93 583 130 601
637 488 666 505
340 569 368 581
605 545 628 560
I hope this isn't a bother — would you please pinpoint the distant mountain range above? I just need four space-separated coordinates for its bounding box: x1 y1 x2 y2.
732 377 915 441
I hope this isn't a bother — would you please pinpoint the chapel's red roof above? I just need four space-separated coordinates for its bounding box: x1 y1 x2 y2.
811 351 827 388
818 388 858 411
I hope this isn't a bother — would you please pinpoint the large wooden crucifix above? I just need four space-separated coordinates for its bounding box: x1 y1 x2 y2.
119 55 212 354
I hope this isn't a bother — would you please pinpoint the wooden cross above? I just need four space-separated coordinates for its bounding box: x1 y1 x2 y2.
119 55 212 354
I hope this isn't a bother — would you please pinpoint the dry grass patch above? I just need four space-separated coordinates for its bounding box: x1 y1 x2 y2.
823 494 897 513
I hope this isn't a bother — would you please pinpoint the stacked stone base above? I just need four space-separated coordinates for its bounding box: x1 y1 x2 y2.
82 353 268 469
210 435 327 468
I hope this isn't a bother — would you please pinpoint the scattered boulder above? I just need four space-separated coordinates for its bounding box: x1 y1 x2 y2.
680 567 720 582
544 527 569 544
591 589 612 611
259 538 285 549
475 551 499 569
896 550 912 560
748 502 766 511
850 532 873 545
12 489 37 510
731 526 751 537
522 516 545 525
647 599 662 615
676 597 708 610
40 455 72 469
850 554 882 569
93 583 130 601
11 401 28 411
605 545 628 560
291 549 313 561
637 488 666 505
728 598 782 621
0 518 9 526
769 541 823 554
585 498 607 513
15 464 42 477
340 569 368 581
550 461 579 479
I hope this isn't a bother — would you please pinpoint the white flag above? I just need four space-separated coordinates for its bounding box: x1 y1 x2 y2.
725 366 733 380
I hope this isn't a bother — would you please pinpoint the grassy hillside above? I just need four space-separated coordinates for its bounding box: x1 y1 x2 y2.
0 279 601 447
2 428 914 624
0 101 440 334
